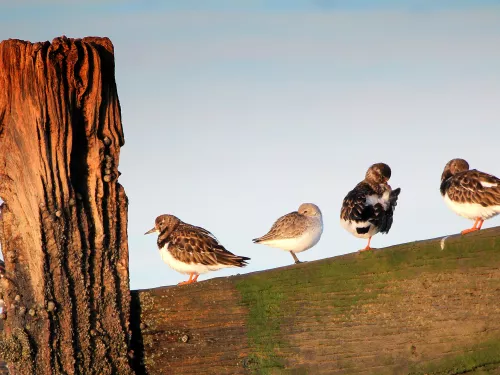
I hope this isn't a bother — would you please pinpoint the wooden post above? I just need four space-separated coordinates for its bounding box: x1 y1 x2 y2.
132 227 500 375
0 37 133 374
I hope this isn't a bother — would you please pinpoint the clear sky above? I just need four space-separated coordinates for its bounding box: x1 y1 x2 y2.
1 1 500 290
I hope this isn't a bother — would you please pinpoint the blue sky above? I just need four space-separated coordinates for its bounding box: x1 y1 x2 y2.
3 0 500 13
2 1 500 290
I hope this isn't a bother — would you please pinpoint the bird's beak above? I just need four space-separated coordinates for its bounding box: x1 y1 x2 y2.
441 167 451 182
144 227 157 235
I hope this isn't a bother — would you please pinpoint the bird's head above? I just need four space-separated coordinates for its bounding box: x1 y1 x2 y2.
145 214 181 237
298 203 322 217
365 163 392 185
441 158 469 182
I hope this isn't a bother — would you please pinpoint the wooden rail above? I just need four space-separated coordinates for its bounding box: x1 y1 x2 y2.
130 227 500 374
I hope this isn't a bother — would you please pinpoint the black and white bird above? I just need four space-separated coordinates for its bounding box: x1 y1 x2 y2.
440 158 500 234
145 214 250 285
340 163 401 251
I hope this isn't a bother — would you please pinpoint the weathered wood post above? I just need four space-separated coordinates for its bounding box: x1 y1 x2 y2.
0 37 133 374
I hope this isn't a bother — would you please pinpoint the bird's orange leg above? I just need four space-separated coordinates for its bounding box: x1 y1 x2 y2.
359 237 372 252
477 219 484 230
178 273 196 285
461 218 481 235
192 274 199 282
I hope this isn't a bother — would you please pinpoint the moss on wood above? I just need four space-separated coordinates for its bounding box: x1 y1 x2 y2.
135 227 500 374
234 229 500 374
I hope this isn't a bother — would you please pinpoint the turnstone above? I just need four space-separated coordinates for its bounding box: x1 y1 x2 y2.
145 214 250 285
340 163 401 251
440 158 500 234
252 203 323 264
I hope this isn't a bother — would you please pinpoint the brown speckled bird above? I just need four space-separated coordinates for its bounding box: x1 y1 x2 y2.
145 214 250 285
440 158 500 234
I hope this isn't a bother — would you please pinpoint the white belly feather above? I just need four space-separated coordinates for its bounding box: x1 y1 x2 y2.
340 218 380 239
258 225 323 253
159 244 236 275
443 194 500 220
341 190 391 239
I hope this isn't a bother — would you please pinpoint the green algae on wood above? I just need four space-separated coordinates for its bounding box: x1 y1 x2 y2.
236 276 286 373
407 338 500 375
234 228 500 374
134 227 500 374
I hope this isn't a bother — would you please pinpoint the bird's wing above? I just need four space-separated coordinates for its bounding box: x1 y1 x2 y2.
446 170 500 206
340 183 376 222
253 211 308 242
341 183 401 234
376 187 401 233
168 224 249 267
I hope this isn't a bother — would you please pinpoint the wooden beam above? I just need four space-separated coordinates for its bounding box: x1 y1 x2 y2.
131 227 500 374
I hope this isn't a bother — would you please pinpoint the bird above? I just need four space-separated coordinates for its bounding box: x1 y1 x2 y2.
340 163 401 251
440 158 500 235
145 214 250 285
252 203 323 264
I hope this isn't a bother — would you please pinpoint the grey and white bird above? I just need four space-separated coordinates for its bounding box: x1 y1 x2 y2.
440 158 500 234
252 203 323 264
145 214 250 285
340 163 401 251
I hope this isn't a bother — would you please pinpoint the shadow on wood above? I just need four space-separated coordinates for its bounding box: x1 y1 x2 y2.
131 227 500 375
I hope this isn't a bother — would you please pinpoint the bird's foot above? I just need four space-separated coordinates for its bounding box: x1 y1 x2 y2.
461 227 480 235
178 274 199 285
290 252 302 264
177 279 197 286
359 246 373 252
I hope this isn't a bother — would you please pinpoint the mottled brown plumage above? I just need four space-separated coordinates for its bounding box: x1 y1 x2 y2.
365 162 392 187
167 223 249 267
145 214 249 284
441 159 500 206
440 158 500 234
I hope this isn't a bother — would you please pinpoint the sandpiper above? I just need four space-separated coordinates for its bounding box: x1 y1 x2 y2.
440 158 500 234
340 163 401 251
252 203 323 264
145 214 250 285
